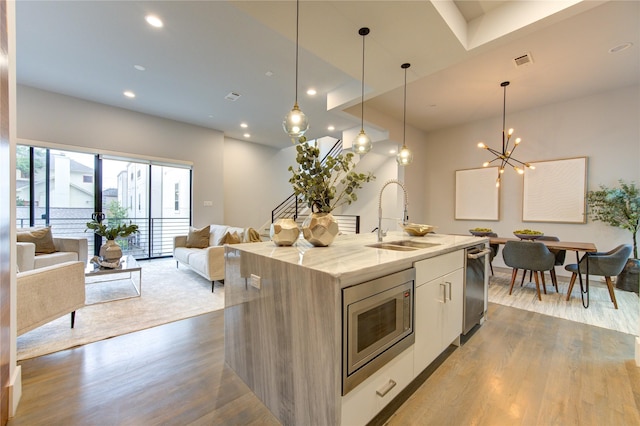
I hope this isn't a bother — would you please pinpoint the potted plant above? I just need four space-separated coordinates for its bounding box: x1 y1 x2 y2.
587 180 639 292
288 137 374 246
86 219 139 262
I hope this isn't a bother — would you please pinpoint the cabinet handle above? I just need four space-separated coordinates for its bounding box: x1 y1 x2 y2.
446 281 452 301
440 283 447 303
376 379 397 397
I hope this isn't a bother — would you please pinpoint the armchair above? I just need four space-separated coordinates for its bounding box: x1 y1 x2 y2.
564 244 632 309
17 233 88 272
17 261 86 335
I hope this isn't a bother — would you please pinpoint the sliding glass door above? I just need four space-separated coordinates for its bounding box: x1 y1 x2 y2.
17 145 191 259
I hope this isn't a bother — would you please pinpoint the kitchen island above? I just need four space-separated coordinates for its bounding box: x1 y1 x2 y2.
224 232 487 425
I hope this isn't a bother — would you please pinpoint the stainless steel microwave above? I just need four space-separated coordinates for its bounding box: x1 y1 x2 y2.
342 268 415 395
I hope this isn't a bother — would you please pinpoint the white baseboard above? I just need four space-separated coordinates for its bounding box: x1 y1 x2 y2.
9 365 22 418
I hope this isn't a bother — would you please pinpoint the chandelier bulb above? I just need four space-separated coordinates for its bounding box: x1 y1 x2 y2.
396 145 413 166
482 162 490 167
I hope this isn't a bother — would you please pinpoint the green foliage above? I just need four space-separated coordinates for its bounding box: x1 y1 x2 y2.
16 145 44 177
587 180 639 258
86 219 139 240
106 200 129 225
288 138 375 213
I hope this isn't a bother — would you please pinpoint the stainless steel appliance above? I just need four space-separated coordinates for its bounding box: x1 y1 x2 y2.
463 245 491 335
342 268 415 395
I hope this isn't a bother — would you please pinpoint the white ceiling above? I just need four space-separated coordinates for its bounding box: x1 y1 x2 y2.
16 1 639 149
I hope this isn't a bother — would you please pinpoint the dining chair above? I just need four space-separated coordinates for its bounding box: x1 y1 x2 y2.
488 232 499 276
502 241 556 301
564 244 632 309
537 235 566 291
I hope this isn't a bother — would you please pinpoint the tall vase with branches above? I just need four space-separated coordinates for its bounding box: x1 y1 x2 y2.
587 180 639 292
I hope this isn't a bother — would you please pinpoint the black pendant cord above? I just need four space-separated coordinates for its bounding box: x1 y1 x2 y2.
402 63 410 148
360 32 365 131
502 82 507 154
294 0 299 105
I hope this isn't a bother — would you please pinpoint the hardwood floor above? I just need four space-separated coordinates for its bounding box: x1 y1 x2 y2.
9 303 640 426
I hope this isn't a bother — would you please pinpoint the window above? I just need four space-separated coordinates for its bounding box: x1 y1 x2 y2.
174 183 180 211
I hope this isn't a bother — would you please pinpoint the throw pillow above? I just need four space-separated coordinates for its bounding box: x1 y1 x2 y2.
221 231 242 245
17 227 57 254
185 225 210 248
247 228 262 243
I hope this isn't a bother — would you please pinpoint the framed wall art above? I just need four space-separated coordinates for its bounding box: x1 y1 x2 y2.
522 157 587 223
455 167 500 221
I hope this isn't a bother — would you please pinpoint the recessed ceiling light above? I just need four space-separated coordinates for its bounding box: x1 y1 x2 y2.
243 133 251 138
145 15 163 28
265 71 274 77
389 149 397 155
240 123 248 128
123 91 136 98
307 88 317 96
208 114 214 118
134 65 146 71
609 42 633 53
327 125 335 131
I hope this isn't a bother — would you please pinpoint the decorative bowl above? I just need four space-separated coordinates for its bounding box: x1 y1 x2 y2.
513 230 544 240
401 223 435 236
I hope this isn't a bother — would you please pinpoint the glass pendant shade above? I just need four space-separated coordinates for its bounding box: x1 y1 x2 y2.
283 102 309 138
396 145 413 165
353 129 372 154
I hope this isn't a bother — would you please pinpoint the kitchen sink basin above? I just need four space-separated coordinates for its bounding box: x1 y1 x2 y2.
367 240 441 251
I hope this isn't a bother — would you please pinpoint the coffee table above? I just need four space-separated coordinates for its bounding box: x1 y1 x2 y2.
85 255 142 304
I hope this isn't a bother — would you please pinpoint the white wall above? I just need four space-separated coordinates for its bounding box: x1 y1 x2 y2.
406 85 640 273
223 137 294 230
17 85 225 227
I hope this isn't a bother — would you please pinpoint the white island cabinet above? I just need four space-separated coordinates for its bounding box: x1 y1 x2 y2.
224 232 485 426
413 250 464 375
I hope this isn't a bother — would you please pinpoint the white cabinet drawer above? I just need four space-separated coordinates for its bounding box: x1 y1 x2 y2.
341 346 414 426
415 250 463 286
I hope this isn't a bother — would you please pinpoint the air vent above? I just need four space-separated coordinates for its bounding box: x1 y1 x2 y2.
225 92 241 101
513 52 533 67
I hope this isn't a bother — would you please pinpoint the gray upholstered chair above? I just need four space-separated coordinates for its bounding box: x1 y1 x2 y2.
502 241 556 301
533 235 566 291
488 232 499 275
564 244 632 309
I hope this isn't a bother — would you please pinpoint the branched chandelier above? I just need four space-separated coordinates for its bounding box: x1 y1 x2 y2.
478 81 533 187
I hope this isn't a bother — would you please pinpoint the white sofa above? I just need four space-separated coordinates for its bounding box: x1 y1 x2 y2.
173 224 261 291
17 261 86 335
17 227 88 272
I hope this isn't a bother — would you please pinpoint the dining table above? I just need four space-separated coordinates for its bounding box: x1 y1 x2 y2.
489 237 598 308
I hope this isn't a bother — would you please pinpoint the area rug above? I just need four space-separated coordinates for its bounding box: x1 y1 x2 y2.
17 258 224 361
489 270 639 335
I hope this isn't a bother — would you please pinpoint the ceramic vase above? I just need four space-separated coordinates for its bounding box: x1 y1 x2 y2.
100 239 123 262
616 258 640 294
270 218 300 246
302 212 339 247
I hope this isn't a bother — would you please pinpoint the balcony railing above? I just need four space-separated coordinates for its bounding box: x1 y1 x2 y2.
16 212 190 259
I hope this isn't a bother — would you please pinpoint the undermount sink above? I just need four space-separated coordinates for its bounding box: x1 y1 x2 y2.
367 240 441 251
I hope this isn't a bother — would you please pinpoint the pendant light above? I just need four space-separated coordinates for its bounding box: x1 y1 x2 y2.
283 0 309 139
396 63 413 166
352 27 372 154
477 81 533 187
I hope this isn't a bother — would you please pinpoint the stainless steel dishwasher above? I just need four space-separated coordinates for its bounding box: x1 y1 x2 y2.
463 244 491 335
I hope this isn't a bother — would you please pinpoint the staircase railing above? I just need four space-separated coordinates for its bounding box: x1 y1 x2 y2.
271 138 344 224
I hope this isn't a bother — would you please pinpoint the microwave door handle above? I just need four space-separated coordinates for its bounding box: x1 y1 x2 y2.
440 283 446 303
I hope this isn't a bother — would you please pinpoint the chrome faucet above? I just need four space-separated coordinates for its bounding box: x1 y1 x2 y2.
378 179 409 242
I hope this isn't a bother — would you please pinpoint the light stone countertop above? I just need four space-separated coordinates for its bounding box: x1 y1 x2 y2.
229 231 487 287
